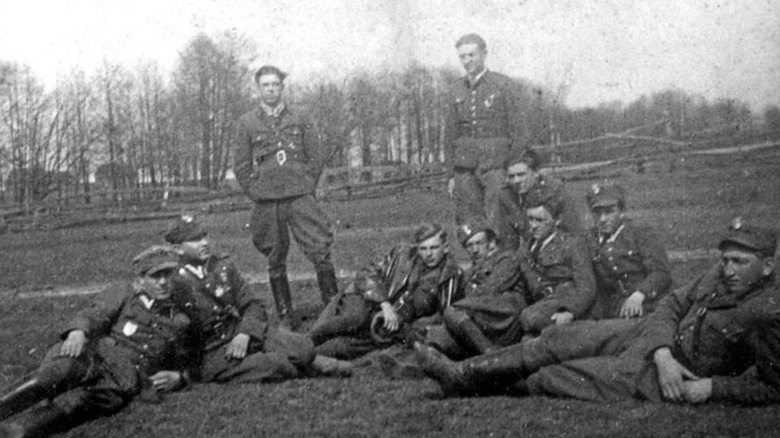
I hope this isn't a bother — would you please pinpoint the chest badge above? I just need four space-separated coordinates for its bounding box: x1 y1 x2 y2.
276 150 287 165
215 286 226 298
484 94 496 108
122 321 138 337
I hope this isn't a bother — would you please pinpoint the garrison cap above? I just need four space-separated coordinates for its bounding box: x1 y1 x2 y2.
164 215 207 244
132 245 180 277
457 217 492 246
412 222 446 244
586 181 626 209
718 217 777 257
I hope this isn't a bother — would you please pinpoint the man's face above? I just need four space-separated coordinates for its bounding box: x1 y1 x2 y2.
457 43 487 77
179 237 210 262
592 204 623 235
527 206 556 241
257 73 284 107
417 233 448 268
507 162 536 195
465 231 494 262
721 248 773 294
143 269 174 300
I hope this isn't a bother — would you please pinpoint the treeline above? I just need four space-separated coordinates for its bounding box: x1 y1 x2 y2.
1 31 777 209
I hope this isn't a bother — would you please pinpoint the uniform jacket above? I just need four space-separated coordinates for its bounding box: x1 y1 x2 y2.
444 71 528 174
588 219 672 319
519 231 596 318
234 105 318 201
454 249 526 313
640 265 780 405
352 245 462 323
65 282 196 391
496 174 587 251
174 254 269 352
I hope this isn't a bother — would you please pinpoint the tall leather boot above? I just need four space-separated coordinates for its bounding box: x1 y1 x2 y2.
0 378 53 423
453 318 496 355
315 266 339 304
269 274 294 331
0 404 70 438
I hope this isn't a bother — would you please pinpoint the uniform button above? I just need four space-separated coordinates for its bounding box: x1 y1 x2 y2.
143 344 148 349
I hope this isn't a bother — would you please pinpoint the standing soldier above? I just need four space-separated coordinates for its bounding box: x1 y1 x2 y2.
518 186 596 335
0 247 196 438
234 65 338 329
163 216 351 382
445 33 528 229
496 148 587 251
585 181 672 319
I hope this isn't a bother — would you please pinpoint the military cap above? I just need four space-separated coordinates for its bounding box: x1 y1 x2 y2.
525 183 565 219
163 215 207 244
455 33 487 50
586 181 626 209
412 222 446 244
457 217 492 246
718 217 777 257
132 245 180 276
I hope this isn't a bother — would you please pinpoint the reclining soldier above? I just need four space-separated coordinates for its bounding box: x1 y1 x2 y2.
163 216 351 382
307 222 462 360
0 247 197 438
417 219 780 405
584 181 671 319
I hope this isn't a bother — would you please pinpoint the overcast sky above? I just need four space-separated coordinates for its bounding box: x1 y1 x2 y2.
1 0 778 110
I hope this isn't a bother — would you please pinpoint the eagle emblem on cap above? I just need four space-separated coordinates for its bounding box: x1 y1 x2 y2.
461 224 473 236
591 183 601 195
731 216 744 230
181 215 194 223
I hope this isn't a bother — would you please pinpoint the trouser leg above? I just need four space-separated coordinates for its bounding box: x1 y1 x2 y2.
0 403 70 438
478 167 506 231
442 308 496 355
251 200 294 325
200 348 299 384
287 194 337 304
269 273 294 330
308 293 369 346
453 169 485 225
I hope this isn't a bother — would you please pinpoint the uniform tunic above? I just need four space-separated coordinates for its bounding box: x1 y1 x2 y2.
518 231 596 333
500 266 780 404
445 71 528 226
36 282 195 418
449 249 527 347
234 105 333 277
310 246 462 360
495 174 587 251
587 219 672 319
174 254 314 383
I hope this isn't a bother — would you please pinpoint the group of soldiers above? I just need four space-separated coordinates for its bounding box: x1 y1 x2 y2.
1 33 779 437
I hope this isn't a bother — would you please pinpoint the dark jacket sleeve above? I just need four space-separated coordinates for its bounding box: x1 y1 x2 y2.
633 226 672 301
496 187 524 252
65 284 129 338
470 252 523 297
559 235 596 316
233 115 263 202
504 79 530 155
229 264 269 341
443 84 459 179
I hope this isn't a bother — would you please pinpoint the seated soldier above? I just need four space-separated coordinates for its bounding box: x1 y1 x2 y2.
518 187 596 334
0 247 197 438
496 148 587 251
163 215 351 382
307 222 462 360
585 181 671 319
429 218 526 357
417 219 780 405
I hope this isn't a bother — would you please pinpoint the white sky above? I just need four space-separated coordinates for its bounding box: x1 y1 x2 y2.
1 0 778 110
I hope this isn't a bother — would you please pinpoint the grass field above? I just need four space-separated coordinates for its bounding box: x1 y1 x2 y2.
1 147 780 437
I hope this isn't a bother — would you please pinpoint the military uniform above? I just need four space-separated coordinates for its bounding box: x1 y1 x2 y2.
445 71 528 227
309 246 462 360
235 104 338 321
496 174 587 251
0 281 196 436
174 254 315 383
518 231 596 334
588 218 672 319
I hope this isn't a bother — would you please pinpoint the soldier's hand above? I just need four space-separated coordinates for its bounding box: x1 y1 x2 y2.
550 311 574 325
61 330 86 357
380 302 401 332
619 292 645 318
447 178 455 199
682 378 712 404
654 347 699 402
150 371 183 392
226 333 250 359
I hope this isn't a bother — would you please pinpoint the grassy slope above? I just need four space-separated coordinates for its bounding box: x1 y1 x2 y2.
0 149 779 436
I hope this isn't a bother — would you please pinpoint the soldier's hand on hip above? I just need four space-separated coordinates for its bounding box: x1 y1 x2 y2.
620 292 645 318
226 333 250 359
61 330 86 357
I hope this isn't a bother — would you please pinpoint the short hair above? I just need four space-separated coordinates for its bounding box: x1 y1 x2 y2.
506 148 541 171
254 65 287 85
413 222 447 244
525 185 565 219
455 33 487 51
